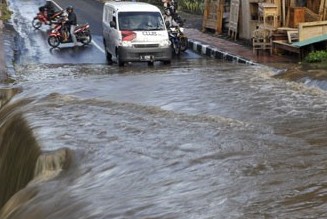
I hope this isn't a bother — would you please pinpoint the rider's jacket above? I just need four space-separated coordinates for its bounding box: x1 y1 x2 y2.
67 12 77 26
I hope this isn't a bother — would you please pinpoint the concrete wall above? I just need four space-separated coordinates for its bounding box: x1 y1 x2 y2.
0 0 8 80
238 0 257 40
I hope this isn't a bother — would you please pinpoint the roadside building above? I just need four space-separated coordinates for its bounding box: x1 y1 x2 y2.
203 0 327 58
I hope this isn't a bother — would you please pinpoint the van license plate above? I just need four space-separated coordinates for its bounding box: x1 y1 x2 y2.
140 55 153 61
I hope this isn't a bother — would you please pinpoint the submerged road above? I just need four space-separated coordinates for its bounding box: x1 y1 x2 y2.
6 0 200 66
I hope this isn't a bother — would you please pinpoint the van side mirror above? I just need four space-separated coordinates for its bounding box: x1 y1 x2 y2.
110 21 116 28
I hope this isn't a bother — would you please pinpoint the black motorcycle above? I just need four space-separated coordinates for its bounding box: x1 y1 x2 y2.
167 25 188 55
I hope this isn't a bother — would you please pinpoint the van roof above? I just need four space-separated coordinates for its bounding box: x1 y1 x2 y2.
104 1 161 12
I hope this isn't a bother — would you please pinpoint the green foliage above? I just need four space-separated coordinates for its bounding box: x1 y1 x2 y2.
0 3 12 21
305 50 327 63
179 0 204 14
143 0 203 14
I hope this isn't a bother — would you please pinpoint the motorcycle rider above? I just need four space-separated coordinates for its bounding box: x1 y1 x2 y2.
66 6 78 46
162 0 183 27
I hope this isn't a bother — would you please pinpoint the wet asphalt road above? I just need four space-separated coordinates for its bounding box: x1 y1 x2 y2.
7 0 200 66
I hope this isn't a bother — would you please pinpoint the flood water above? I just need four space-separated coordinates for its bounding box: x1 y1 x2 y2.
0 59 327 218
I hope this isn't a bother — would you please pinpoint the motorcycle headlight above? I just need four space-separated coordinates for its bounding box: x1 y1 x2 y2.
160 39 170 47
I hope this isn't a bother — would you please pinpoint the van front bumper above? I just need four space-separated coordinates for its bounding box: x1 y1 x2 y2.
117 46 172 62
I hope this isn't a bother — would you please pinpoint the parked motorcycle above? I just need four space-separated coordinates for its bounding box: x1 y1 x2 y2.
32 9 64 29
167 25 188 55
47 17 92 48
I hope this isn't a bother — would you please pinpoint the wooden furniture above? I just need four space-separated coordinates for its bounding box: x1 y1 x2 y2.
298 20 327 41
273 20 327 60
289 7 305 28
258 3 279 29
287 30 299 43
202 0 225 34
252 28 273 55
228 0 240 40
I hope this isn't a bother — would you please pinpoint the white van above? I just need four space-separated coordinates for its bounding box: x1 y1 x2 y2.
102 1 172 66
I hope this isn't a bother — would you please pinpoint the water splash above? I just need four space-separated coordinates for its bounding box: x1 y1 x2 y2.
33 147 72 183
0 89 72 218
0 101 41 209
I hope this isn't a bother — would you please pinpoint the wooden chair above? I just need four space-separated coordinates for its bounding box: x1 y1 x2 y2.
252 28 273 55
287 30 299 43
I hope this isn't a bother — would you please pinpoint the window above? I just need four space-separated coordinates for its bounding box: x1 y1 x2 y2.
250 3 259 21
118 12 165 31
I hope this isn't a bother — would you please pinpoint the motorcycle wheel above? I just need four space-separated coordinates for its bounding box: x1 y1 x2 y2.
80 31 92 45
172 42 181 55
32 18 42 29
48 36 60 48
180 37 188 52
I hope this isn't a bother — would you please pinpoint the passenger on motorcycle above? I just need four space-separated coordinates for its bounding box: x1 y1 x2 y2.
162 0 183 27
55 14 69 41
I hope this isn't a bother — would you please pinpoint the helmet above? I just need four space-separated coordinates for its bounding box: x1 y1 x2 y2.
66 6 73 11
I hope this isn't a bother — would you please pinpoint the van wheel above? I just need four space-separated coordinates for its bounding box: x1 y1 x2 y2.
106 51 113 65
117 53 124 67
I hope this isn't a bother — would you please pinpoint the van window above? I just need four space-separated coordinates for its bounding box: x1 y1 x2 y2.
118 12 165 31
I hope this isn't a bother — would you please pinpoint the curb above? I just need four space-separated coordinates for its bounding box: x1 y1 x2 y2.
188 39 256 65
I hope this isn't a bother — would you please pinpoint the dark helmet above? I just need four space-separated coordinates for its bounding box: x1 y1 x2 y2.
66 6 73 11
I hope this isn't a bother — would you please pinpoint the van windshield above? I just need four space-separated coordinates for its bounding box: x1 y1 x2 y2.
118 12 165 31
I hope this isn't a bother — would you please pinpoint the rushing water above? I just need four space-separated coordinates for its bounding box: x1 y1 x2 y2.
0 59 327 218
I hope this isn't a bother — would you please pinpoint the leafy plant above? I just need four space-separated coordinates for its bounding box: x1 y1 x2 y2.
179 0 204 14
141 0 204 14
305 50 327 63
0 3 12 21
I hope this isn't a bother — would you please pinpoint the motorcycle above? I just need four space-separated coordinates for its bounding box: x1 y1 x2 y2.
167 25 188 55
32 9 64 29
47 17 92 48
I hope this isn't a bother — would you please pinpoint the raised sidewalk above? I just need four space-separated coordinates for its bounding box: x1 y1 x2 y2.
184 28 298 68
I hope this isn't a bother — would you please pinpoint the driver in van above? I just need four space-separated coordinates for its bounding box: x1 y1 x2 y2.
120 18 129 30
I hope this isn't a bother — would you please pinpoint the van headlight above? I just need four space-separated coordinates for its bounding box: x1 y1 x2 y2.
121 41 133 47
159 39 170 47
